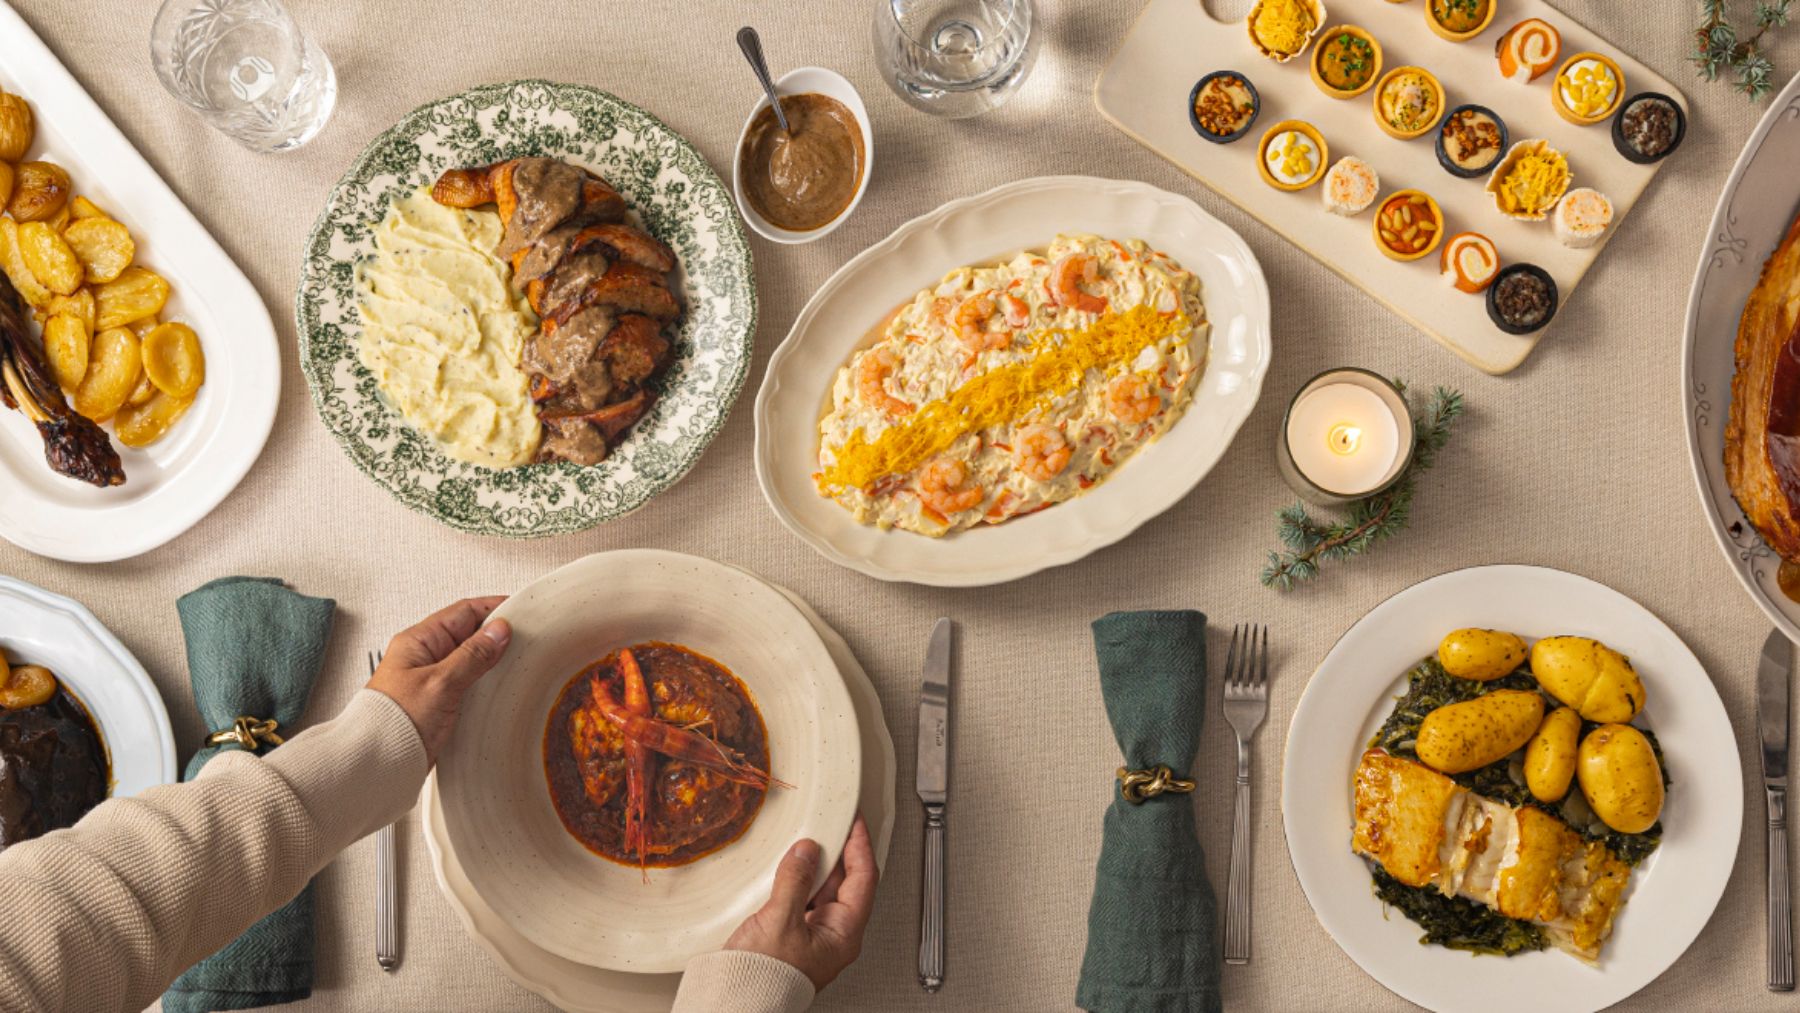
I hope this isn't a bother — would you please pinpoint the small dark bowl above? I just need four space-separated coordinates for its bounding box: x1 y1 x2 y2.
1434 103 1508 179
1612 92 1686 164
1188 71 1261 145
1486 263 1559 335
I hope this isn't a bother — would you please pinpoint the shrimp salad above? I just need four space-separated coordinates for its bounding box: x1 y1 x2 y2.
813 234 1209 537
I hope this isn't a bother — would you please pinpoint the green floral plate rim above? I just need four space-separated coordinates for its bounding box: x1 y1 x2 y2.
296 79 756 537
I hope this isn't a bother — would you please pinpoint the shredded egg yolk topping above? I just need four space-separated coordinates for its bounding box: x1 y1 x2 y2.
1251 0 1317 55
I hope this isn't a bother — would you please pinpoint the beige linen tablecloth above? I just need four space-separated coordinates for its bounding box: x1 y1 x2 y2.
4 0 1792 1009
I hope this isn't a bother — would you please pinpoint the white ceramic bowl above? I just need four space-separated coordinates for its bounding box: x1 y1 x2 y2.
436 550 861 973
732 67 874 244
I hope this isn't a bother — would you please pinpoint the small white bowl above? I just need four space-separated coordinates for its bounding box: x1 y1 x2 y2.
732 67 873 244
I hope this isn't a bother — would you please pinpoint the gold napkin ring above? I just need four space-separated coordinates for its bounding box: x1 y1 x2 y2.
206 716 285 752
1117 765 1195 804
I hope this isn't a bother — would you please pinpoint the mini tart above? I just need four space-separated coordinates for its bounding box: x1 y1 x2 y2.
1247 0 1325 63
1485 138 1572 221
1552 52 1625 125
1373 189 1445 262
1440 231 1500 293
1189 71 1261 144
1372 66 1446 140
1425 0 1496 43
1496 19 1561 82
1310 25 1383 99
1257 120 1329 191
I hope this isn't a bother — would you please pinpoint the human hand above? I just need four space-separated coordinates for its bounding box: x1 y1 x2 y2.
366 596 511 764
724 814 878 991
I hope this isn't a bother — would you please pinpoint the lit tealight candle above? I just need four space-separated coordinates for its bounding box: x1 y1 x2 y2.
1278 370 1416 505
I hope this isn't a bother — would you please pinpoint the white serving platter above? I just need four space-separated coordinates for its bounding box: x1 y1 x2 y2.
0 1 280 563
1283 565 1741 1013
754 175 1270 587
1097 0 1685 375
1683 69 1800 641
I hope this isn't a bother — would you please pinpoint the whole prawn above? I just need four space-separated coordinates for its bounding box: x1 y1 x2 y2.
587 675 786 791
619 649 654 878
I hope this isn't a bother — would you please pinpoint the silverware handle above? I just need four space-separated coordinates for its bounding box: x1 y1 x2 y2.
1772 786 1793 991
1224 751 1251 965
735 27 790 132
376 821 398 972
918 803 945 993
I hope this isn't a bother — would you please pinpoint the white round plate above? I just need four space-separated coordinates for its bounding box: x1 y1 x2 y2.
753 175 1271 586
0 6 280 563
420 576 896 1012
436 550 860 973
0 575 178 797
1283 565 1741 1013
1684 71 1800 639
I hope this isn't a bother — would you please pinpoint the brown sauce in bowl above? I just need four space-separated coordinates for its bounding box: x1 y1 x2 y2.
0 680 108 852
739 93 865 233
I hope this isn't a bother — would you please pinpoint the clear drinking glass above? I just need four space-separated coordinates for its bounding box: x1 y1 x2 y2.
150 0 337 153
873 0 1039 119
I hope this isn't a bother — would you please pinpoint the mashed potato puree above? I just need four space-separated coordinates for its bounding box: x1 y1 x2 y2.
356 189 541 468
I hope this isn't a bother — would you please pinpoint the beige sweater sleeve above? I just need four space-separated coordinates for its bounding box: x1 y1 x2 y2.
672 951 815 1013
0 689 428 1013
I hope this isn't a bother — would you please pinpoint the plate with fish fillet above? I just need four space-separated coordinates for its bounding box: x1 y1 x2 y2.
1283 565 1739 1013
297 80 755 536
754 175 1270 586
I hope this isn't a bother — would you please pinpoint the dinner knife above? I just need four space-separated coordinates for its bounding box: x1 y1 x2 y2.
1762 628 1794 992
917 617 953 994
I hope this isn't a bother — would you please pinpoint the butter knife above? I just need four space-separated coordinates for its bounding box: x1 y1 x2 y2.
1762 629 1794 992
917 618 953 994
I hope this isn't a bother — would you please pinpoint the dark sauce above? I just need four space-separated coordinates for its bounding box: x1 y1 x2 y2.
0 681 108 851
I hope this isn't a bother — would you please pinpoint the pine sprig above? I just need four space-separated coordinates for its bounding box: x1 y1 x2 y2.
1696 0 1791 101
1261 384 1464 591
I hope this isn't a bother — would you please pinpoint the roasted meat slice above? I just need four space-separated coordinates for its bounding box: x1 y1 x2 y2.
570 223 676 274
546 261 680 325
600 314 672 387
544 388 653 443
1727 208 1800 561
0 274 123 487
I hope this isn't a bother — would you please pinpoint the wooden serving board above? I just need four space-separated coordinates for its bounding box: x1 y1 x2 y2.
1096 0 1685 374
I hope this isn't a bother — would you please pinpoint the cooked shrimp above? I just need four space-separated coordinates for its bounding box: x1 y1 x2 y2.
1013 423 1072 482
1106 372 1161 425
1002 293 1031 329
1050 254 1109 315
856 347 914 417
954 294 1012 352
917 458 984 517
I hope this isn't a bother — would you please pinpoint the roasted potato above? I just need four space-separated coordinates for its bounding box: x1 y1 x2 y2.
0 90 32 163
47 287 96 332
1524 705 1581 803
126 371 157 408
69 195 108 221
7 161 70 222
42 313 90 391
127 314 159 340
1530 636 1646 723
1414 689 1546 774
0 217 54 309
0 161 12 211
1577 724 1664 834
17 221 83 295
141 321 203 398
72 326 141 421
62 217 133 284
0 664 55 710
43 203 70 233
115 390 193 448
1438 628 1528 681
94 267 169 330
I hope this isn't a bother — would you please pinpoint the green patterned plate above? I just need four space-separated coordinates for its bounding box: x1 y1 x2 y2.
297 80 756 536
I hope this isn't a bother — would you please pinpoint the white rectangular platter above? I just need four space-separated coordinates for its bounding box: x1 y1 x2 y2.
1096 0 1686 374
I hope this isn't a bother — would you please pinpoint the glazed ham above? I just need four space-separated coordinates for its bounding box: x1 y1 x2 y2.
431 157 678 465
1727 209 1800 561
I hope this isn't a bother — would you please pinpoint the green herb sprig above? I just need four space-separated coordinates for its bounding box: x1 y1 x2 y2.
1261 384 1464 590
1695 0 1792 101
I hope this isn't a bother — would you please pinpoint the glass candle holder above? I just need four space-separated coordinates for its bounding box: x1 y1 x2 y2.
1277 368 1417 507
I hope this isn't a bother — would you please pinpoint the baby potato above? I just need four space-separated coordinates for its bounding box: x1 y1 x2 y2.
1525 706 1581 802
62 217 134 284
1530 636 1646 723
115 390 193 448
94 267 169 330
0 161 12 210
0 664 56 710
72 326 141 422
1438 628 1528 681
0 91 32 162
1577 724 1665 834
141 321 203 398
42 313 90 391
7 161 70 222
0 218 54 309
1414 689 1546 774
69 195 108 221
17 221 83 295
126 371 157 408
47 287 96 332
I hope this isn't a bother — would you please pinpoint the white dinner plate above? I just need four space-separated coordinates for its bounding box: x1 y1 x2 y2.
436 550 861 973
753 175 1270 587
0 574 178 797
420 575 896 1012
1283 565 1741 1013
1684 70 1800 639
0 3 280 563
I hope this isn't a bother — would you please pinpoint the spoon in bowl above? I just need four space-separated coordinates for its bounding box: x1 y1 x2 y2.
736 26 792 135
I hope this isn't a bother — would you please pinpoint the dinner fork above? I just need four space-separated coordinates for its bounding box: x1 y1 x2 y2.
370 650 399 973
1221 624 1268 966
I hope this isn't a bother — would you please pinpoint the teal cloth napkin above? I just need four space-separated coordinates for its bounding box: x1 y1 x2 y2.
161 577 336 1013
1076 610 1221 1013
